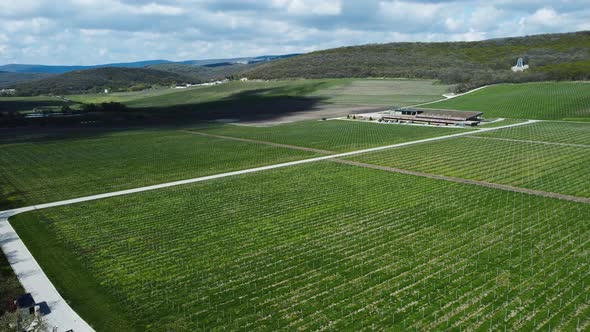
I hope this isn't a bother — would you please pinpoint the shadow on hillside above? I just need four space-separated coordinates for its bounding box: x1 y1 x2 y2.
0 99 66 113
134 87 329 122
0 86 372 143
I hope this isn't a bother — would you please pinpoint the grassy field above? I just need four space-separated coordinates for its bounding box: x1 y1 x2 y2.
348 123 590 198
122 80 345 108
197 120 468 152
423 82 590 121
65 79 450 109
11 162 590 331
0 129 317 207
66 87 193 104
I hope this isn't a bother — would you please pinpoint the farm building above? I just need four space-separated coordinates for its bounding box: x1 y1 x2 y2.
380 108 483 126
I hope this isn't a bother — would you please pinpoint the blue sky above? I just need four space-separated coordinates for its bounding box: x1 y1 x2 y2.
0 0 588 65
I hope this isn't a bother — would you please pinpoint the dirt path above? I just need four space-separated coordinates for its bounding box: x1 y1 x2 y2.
185 131 335 154
331 159 590 204
466 136 590 148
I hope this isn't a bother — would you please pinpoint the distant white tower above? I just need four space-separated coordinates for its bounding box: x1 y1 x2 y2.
511 57 529 72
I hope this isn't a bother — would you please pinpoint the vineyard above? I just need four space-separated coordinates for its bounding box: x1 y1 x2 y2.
2 77 590 332
476 121 590 145
11 162 590 331
0 129 317 206
424 82 590 121
197 120 468 152
348 122 590 198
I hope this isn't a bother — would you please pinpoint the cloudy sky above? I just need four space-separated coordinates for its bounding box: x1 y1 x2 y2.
1 0 589 65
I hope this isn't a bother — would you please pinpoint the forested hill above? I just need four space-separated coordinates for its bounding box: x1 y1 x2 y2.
147 63 255 83
243 31 590 90
13 67 192 95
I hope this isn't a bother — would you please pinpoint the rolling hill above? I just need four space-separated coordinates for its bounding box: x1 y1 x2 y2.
0 54 298 75
243 31 590 91
0 71 55 87
147 62 257 82
0 60 172 74
12 67 191 95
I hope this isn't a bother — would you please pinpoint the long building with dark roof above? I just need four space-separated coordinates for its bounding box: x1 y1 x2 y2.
380 108 483 126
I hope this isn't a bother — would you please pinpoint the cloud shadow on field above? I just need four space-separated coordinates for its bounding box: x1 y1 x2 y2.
0 84 377 143
133 86 330 122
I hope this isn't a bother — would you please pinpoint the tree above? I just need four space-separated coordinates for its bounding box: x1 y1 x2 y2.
0 310 50 332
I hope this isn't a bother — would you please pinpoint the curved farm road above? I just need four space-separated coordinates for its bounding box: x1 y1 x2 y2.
0 118 553 331
0 209 94 332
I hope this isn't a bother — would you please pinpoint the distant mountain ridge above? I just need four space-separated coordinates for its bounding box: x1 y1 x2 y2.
12 67 191 95
0 54 299 74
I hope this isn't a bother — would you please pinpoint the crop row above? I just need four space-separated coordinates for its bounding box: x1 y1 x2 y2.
0 129 315 206
13 162 590 331
476 121 590 146
424 82 590 121
348 134 590 198
197 120 466 153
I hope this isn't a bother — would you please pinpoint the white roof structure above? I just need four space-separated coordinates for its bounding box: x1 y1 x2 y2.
511 57 529 72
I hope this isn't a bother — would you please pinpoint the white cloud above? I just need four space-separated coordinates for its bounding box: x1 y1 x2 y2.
445 18 463 32
0 0 587 65
378 0 441 20
272 0 342 16
134 3 185 16
522 7 562 27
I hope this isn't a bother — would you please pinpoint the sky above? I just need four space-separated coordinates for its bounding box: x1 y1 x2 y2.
0 0 589 65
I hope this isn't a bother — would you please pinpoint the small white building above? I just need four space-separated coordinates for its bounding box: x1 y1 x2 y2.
511 58 529 72
0 88 16 95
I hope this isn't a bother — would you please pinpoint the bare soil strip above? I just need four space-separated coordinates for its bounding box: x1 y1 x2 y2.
466 136 590 148
331 159 590 205
185 131 335 154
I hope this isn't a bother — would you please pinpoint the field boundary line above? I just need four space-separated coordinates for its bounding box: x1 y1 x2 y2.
330 159 590 205
0 119 538 331
466 136 590 148
184 131 335 154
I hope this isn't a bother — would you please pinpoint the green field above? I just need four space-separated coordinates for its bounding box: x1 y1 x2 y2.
0 129 317 207
66 87 193 104
12 162 590 331
424 82 590 121
198 120 467 152
65 79 450 109
348 124 590 198
3 76 590 332
476 121 590 145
